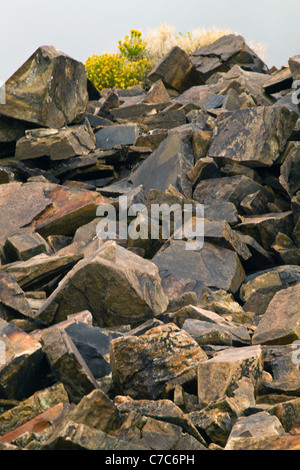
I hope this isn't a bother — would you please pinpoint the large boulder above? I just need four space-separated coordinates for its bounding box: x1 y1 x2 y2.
0 46 88 128
36 241 168 327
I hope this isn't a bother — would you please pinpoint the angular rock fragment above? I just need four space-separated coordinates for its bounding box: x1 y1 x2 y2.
0 319 48 400
0 382 68 438
0 271 33 320
15 121 96 161
193 175 273 211
197 346 263 406
191 34 268 81
36 241 168 326
237 211 294 251
225 411 285 450
110 323 207 399
252 283 300 345
148 46 203 93
131 133 194 198
279 143 300 197
263 67 293 94
40 327 99 403
0 46 88 128
153 240 246 298
208 107 298 167
288 55 300 79
4 233 52 262
95 124 139 150
64 322 124 379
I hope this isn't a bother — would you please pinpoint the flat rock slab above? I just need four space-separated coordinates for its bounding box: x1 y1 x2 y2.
0 271 33 320
252 283 300 345
15 121 96 161
182 317 250 347
208 107 298 167
152 240 246 298
0 182 53 247
36 241 168 327
110 323 207 399
95 124 139 150
0 45 88 128
30 184 111 238
131 133 194 198
197 345 263 407
1 252 83 291
0 318 47 400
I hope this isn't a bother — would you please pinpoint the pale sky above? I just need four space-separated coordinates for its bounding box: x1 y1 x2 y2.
0 0 299 82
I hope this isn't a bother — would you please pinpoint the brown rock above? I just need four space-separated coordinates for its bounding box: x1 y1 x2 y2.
0 46 88 128
15 121 96 161
110 323 207 399
0 319 48 400
36 241 168 326
197 346 263 407
40 327 99 403
252 283 300 345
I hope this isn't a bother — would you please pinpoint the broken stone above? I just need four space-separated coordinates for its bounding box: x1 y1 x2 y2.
263 67 293 94
4 233 52 262
95 124 139 150
153 240 246 299
224 411 285 450
40 327 99 403
148 46 203 93
191 34 268 82
252 283 300 345
0 318 48 400
0 46 88 128
197 346 263 407
0 271 33 321
36 241 168 327
279 143 300 197
208 107 298 167
64 322 124 379
131 133 194 198
110 323 207 399
288 55 300 80
237 211 294 251
15 121 96 161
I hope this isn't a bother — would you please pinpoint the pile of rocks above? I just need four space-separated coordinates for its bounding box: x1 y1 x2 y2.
0 36 300 451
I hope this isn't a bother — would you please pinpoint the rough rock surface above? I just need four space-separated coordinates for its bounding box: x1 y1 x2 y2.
0 34 299 450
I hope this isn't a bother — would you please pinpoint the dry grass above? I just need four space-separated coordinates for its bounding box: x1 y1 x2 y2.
143 23 267 64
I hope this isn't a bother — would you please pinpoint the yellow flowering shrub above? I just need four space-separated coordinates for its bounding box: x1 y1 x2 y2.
118 29 148 61
85 30 151 92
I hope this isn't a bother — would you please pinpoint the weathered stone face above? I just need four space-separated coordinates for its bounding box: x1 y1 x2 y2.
208 107 298 167
36 241 168 327
110 323 207 399
0 46 88 128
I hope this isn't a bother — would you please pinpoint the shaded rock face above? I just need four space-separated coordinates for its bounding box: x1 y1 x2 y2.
0 34 300 451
